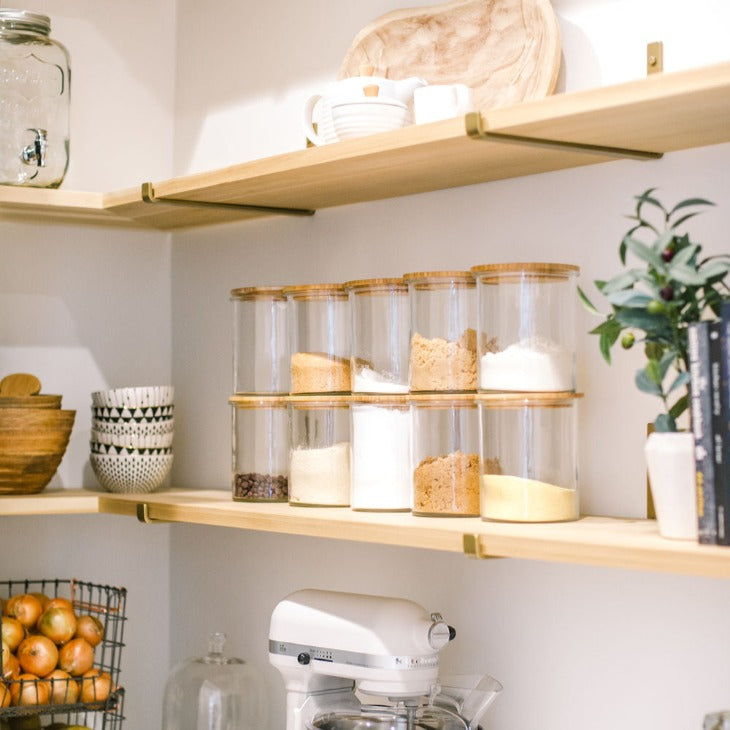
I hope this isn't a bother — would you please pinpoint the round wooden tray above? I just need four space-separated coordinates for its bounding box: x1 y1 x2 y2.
338 0 561 111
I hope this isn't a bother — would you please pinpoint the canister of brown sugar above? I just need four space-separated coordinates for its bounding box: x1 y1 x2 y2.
471 263 579 392
230 396 289 502
231 286 289 394
345 278 410 394
403 271 477 392
288 395 350 506
477 392 582 522
410 393 479 516
283 284 350 394
350 394 411 511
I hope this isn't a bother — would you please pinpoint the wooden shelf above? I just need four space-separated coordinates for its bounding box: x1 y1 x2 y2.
2 488 729 577
1 62 728 231
95 489 730 579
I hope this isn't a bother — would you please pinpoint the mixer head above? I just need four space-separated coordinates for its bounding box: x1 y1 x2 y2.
268 588 455 700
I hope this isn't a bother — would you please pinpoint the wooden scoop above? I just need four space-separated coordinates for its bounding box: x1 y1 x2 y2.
0 373 42 397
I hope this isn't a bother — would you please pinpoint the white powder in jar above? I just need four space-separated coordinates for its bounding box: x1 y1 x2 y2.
351 405 411 510
479 336 573 391
289 442 350 506
480 474 578 522
353 366 409 394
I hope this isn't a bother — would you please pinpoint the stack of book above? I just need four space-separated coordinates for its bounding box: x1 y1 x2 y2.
689 301 730 545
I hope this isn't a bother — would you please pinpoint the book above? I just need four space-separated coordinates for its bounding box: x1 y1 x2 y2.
709 319 727 543
688 320 717 544
715 301 730 545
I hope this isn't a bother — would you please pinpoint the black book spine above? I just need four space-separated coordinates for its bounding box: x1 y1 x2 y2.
709 320 727 544
717 301 730 546
688 321 717 544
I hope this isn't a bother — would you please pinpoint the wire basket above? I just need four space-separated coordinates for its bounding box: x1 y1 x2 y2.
1 578 127 730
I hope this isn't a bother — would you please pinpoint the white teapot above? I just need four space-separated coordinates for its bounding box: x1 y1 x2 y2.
303 71 427 146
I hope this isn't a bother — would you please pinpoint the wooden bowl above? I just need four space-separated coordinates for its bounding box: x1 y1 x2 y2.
0 394 62 409
0 409 75 494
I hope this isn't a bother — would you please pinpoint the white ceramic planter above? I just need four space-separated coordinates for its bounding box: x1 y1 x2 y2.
644 431 698 540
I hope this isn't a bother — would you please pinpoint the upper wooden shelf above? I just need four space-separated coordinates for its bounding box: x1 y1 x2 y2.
1 62 728 231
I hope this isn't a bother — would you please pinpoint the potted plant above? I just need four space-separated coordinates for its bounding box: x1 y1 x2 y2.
579 189 730 538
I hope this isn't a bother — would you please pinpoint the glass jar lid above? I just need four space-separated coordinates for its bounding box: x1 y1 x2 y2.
230 285 286 300
475 391 583 408
229 395 288 409
470 262 579 282
282 283 347 300
286 394 351 409
403 271 475 289
343 277 407 292
408 393 477 408
0 9 51 34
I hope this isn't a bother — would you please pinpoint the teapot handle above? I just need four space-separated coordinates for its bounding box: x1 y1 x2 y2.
302 94 330 146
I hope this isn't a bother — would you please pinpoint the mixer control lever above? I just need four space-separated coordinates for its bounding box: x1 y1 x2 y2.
427 615 455 650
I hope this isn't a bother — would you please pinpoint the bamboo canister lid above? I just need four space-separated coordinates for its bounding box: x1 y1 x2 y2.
475 391 583 408
403 271 475 288
471 262 579 283
343 277 407 291
282 283 347 299
230 286 287 300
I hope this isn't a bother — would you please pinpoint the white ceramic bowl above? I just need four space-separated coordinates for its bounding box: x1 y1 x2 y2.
91 386 174 408
90 452 173 494
331 97 409 140
91 417 175 437
91 404 174 423
90 441 173 456
90 429 174 449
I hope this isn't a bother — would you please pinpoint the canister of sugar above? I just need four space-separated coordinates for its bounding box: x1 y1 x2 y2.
403 271 477 392
230 395 289 502
283 284 350 394
231 286 289 394
477 392 582 522
288 395 350 506
350 394 411 511
410 393 479 516
345 278 410 394
471 263 579 392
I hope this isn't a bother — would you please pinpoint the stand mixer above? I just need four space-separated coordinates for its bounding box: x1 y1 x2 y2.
269 589 501 730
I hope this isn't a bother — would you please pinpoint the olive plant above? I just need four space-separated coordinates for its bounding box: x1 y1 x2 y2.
578 189 729 432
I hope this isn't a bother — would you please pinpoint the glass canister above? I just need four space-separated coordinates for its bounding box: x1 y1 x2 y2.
0 9 70 188
162 631 267 730
345 277 410 393
283 283 350 394
231 286 289 394
471 263 579 392
350 394 411 511
410 393 480 516
403 271 477 392
230 395 289 502
477 392 582 522
288 395 350 506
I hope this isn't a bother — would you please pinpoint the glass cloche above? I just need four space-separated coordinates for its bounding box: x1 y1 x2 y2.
162 632 268 730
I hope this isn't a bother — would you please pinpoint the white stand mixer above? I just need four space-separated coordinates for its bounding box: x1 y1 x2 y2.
269 589 488 730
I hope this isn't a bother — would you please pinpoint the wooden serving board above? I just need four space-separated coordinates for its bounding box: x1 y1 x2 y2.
338 0 561 111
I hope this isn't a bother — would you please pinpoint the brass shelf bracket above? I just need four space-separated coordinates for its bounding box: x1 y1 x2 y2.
140 182 316 217
462 533 501 560
647 41 664 75
465 112 663 162
136 502 167 524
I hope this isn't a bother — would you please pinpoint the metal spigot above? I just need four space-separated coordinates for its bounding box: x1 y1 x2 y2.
21 128 48 167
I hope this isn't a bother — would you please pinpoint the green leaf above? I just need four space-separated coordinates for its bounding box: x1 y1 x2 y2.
668 197 715 216
650 229 676 254
669 244 699 269
669 264 707 286
657 349 678 380
577 286 601 315
616 309 671 339
594 279 608 293
644 342 664 360
645 358 662 385
698 259 730 279
624 236 665 270
596 319 622 364
605 290 653 308
653 413 677 432
602 269 641 294
635 367 662 396
669 393 689 419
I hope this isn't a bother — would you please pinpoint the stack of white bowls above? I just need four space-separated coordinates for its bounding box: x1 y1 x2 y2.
90 386 174 493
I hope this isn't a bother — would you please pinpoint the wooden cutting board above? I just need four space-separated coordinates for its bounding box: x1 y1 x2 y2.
338 0 561 111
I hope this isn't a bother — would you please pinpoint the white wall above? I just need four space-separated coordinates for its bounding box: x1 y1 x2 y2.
1 1 729 730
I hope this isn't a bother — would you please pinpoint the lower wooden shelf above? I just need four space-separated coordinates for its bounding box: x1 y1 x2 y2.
2 489 729 578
